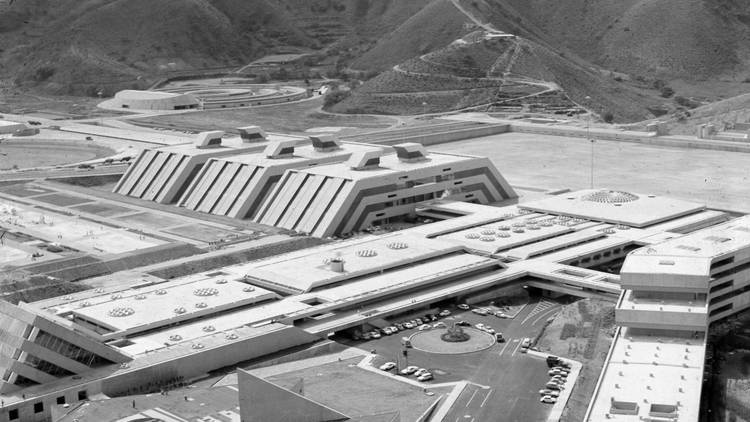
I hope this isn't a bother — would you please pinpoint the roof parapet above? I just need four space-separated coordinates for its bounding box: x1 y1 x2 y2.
348 149 386 170
195 131 225 149
393 142 429 163
238 126 267 143
264 139 296 159
310 134 342 152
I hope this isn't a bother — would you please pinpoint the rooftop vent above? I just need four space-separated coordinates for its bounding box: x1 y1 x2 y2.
238 126 267 143
310 134 342 152
264 139 296 159
393 142 429 163
348 149 386 170
195 131 225 149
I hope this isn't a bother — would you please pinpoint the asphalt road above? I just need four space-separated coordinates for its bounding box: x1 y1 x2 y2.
339 297 565 422
0 165 127 182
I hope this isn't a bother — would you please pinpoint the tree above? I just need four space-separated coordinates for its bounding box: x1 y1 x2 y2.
660 86 674 98
602 111 615 123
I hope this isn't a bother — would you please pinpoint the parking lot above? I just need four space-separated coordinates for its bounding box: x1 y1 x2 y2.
335 296 568 422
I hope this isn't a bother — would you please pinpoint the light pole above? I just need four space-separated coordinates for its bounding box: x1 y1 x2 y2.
422 101 427 115
585 96 594 189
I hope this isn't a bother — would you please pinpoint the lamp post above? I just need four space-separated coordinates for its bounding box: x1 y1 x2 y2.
422 101 427 116
585 96 594 189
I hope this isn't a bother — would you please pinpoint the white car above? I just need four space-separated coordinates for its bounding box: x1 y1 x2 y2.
400 365 419 375
438 310 451 317
417 373 433 382
371 331 381 339
457 304 470 310
379 362 396 371
484 327 495 334
541 395 557 404
539 389 560 397
494 311 509 318
471 308 489 316
414 368 429 377
433 322 447 329
404 322 415 329
418 324 431 331
475 323 485 330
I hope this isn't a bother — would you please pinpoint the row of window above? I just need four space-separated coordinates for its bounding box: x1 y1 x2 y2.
34 330 113 368
711 259 750 282
5 390 87 420
710 282 750 305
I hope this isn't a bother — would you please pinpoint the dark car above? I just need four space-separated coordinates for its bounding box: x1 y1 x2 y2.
77 163 94 170
456 320 471 327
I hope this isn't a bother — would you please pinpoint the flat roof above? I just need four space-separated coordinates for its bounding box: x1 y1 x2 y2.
437 213 598 254
115 90 187 100
214 141 377 166
291 151 477 180
155 132 302 155
520 189 705 228
0 120 24 127
628 214 750 260
586 327 705 422
54 277 275 334
246 232 462 293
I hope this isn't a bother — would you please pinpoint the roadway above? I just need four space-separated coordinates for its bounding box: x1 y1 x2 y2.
339 297 566 422
0 164 127 182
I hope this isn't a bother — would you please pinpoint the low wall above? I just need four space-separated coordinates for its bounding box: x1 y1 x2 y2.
375 124 510 147
509 123 750 153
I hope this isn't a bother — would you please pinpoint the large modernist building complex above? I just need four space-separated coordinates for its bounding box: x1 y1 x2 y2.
2 172 747 421
115 131 517 237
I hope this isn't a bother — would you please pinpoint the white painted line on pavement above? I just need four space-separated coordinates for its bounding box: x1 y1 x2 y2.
498 339 511 356
529 306 561 327
480 389 493 408
465 389 479 407
511 340 524 356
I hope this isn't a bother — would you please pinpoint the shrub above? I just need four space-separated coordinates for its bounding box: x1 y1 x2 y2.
660 86 675 98
560 323 578 340
675 96 699 108
602 111 615 123
323 90 350 108
32 66 55 82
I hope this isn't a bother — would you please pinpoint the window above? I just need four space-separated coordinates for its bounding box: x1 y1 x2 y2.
710 280 734 294
34 402 43 413
56 396 66 405
78 390 88 401
710 303 733 316
34 331 113 368
711 256 735 270
8 409 18 420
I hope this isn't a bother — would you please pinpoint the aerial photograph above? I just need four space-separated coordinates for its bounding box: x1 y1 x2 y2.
1 0 750 421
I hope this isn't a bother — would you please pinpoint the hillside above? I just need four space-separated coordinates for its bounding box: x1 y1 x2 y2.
334 31 662 122
0 0 430 95
465 0 750 81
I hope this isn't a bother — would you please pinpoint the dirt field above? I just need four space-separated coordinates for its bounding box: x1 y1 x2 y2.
133 97 399 136
431 132 750 213
0 139 114 170
535 298 616 422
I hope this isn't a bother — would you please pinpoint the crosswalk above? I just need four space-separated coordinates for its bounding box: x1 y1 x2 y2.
520 299 557 325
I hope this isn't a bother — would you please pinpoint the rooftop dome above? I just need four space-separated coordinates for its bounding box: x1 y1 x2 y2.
582 190 639 204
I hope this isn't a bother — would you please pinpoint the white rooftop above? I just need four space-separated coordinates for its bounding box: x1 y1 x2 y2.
520 189 705 228
212 141 377 167
52 277 275 335
246 232 462 293
586 327 705 422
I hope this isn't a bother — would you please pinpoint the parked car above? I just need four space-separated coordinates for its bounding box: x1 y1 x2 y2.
494 311 509 318
404 322 415 329
417 373 433 382
401 337 412 348
418 324 431 331
456 320 471 327
457 304 470 310
379 362 396 371
545 382 563 390
439 310 451 317
539 389 559 397
484 327 495 334
472 308 489 316
521 338 531 348
495 333 505 342
77 163 94 170
540 395 557 404
433 322 447 329
371 331 381 339
400 365 419 375
415 318 424 325
474 323 485 330
414 368 429 377
362 332 372 340
395 323 405 330
425 314 437 321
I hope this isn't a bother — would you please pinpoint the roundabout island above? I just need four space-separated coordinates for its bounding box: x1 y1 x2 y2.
409 326 495 355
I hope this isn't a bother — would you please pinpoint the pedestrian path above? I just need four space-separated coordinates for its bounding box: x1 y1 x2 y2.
521 299 557 325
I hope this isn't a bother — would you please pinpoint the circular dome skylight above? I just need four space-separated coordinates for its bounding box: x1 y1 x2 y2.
387 242 409 250
108 307 135 318
194 287 219 297
582 190 639 203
